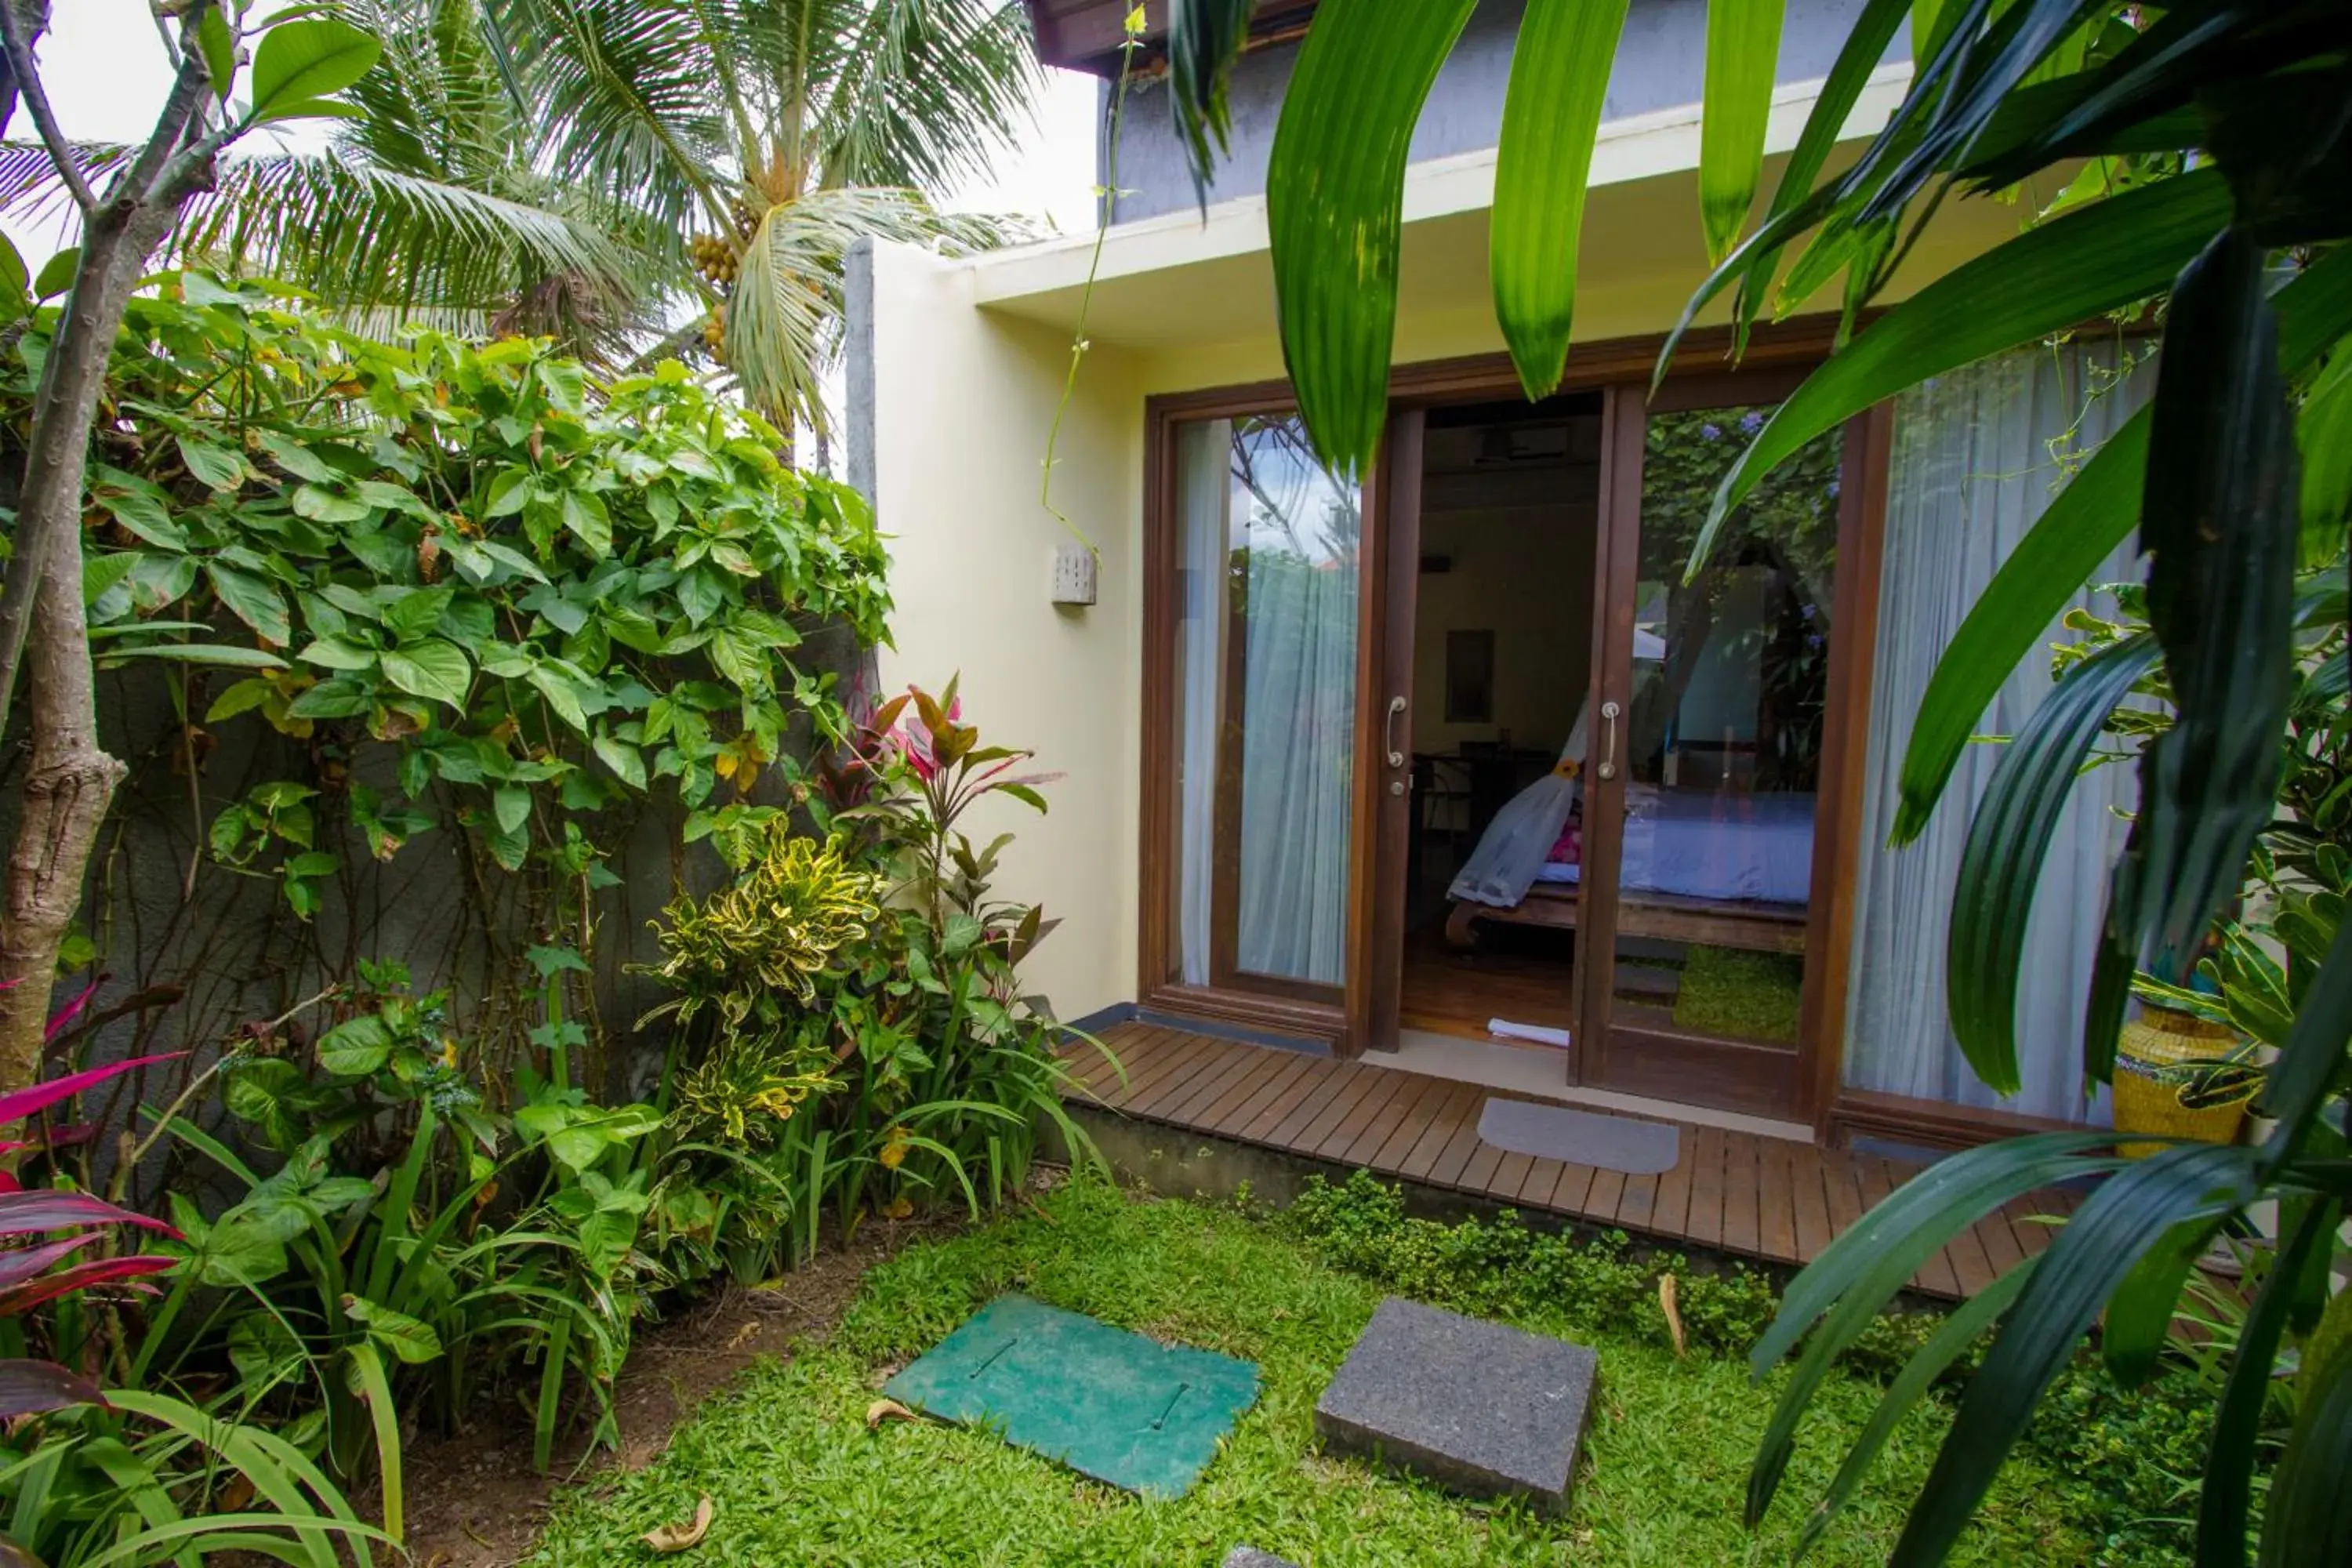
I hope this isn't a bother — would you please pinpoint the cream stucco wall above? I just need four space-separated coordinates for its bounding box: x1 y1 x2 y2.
855 241 1146 1023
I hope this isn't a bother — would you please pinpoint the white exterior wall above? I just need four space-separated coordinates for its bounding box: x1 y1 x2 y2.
853 241 1145 1022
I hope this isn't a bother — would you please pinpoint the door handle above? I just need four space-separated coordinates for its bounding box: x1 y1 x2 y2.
1597 699 1621 780
1385 695 1407 768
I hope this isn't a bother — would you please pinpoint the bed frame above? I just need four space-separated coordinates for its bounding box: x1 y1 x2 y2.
1443 883 1807 955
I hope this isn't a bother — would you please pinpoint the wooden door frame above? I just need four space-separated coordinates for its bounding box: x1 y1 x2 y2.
1349 408 1425 1057
1136 316 1886 1105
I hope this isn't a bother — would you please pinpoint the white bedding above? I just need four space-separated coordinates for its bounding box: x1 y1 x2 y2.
1535 789 1814 905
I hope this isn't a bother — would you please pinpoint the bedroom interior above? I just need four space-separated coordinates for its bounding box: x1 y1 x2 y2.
1399 399 1599 1045
1399 398 1838 1070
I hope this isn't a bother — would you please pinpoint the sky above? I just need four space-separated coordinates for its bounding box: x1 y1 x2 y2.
5 0 1102 265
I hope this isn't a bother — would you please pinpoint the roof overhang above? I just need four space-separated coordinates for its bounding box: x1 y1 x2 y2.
963 65 1973 359
1024 0 1318 76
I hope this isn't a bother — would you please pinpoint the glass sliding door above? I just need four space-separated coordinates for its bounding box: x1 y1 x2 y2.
1581 379 1849 1113
1167 413 1363 1000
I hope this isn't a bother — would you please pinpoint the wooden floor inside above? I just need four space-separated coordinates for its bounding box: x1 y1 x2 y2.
1399 932 1578 1039
1061 1021 2078 1301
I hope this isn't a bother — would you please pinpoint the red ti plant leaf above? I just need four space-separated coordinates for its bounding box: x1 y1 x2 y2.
0 1233 97 1294
0 1052 182 1128
0 1190 180 1240
42 975 106 1044
0 1254 176 1318
0 1358 104 1417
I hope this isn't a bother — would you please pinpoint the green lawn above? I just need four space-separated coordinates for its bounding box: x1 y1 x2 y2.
524 1181 2097 1566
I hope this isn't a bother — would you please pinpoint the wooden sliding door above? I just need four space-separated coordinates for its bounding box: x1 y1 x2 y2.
1575 373 1875 1119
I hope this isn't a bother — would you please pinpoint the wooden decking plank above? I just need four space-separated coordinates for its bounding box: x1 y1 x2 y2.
1545 1160 1599 1218
1649 1134 1693 1240
1213 1050 1321 1142
1822 1148 1865 1242
1294 1065 1387 1154
1193 1049 1291 1134
1062 1033 1135 1098
1720 1133 1762 1257
1089 1028 1199 1109
1366 1079 1450 1171
1151 1039 1261 1125
1486 1150 1537 1207
1457 1131 1507 1195
1350 1075 1439 1169
1788 1144 1835 1265
1615 1167 1659 1232
1582 1167 1627 1225
1425 1102 1490 1190
1397 1084 1480 1181
1058 1025 1145 1098
1946 1218 2001 1298
1261 1060 1353 1147
1684 1123 1726 1247
1313 1069 1409 1162
1757 1138 1801 1264
1518 1156 1570 1208
1124 1036 1236 1121
1105 1030 1211 1112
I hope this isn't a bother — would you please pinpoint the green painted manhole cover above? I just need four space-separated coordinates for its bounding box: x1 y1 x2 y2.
882 1294 1260 1498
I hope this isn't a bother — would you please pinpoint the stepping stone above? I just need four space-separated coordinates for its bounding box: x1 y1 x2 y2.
883 1294 1259 1499
1222 1552 1299 1568
1315 1297 1597 1515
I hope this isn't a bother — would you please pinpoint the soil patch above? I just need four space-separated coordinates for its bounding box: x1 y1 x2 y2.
396 1213 956 1567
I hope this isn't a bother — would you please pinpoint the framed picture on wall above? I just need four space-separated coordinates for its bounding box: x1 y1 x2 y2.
1446 629 1495 724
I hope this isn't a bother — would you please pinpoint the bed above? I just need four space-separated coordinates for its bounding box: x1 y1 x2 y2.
1445 789 1814 954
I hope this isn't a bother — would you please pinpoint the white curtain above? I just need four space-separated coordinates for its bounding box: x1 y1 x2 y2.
1232 426 1359 984
1174 421 1229 985
1171 418 1359 988
1843 343 2153 1123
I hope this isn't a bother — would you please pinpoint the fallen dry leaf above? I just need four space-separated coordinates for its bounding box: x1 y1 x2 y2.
641 1494 714 1554
1659 1273 1686 1359
866 1397 917 1430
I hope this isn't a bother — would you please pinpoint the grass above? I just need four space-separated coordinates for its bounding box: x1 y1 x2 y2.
1672 946 1806 1043
524 1181 2101 1566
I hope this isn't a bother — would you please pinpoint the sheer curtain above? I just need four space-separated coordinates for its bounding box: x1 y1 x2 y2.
1844 343 2153 1123
1232 428 1359 984
1174 421 1229 985
1171 417 1359 989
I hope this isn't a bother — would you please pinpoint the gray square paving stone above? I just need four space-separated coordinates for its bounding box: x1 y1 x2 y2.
1313 1296 1599 1515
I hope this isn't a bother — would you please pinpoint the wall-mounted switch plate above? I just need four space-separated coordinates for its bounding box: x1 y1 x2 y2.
1051 543 1098 606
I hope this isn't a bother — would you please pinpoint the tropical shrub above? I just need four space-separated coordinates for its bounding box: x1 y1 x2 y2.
643 684 1103 1277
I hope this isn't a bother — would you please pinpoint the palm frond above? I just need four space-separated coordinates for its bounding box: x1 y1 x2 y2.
818 0 1038 192
171 154 669 358
726 183 991 429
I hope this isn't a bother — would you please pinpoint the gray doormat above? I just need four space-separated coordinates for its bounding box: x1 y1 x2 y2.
1475 1098 1680 1175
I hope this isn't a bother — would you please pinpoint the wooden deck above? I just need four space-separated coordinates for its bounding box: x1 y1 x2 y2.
1060 1022 2078 1301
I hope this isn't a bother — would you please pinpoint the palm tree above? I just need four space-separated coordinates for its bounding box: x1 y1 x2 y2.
0 0 1038 434
506 0 1036 426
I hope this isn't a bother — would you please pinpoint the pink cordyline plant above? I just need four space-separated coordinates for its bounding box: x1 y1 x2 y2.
0 1019 183 1417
